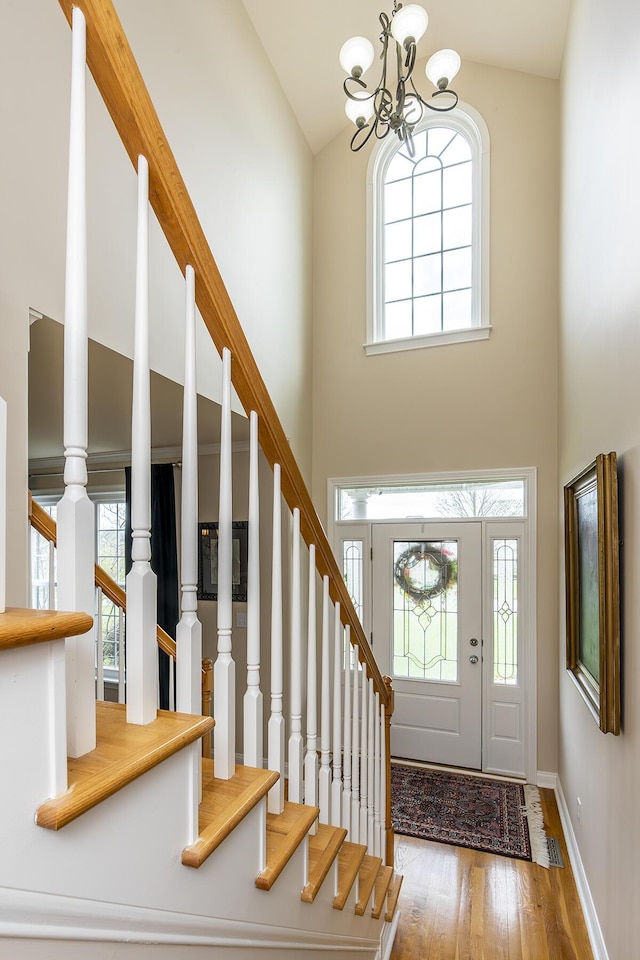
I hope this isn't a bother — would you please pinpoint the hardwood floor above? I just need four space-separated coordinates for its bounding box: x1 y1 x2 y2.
390 787 593 960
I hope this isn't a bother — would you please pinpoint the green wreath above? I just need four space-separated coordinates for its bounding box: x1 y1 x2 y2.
394 544 457 605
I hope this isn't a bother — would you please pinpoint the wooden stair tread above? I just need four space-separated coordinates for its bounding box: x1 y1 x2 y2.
36 701 214 830
371 864 394 919
256 801 319 891
355 854 383 916
182 762 279 868
301 823 347 903
0 607 93 651
385 872 404 922
333 840 367 911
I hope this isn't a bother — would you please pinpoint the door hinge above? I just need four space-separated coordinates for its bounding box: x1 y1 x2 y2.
370 546 373 561
371 631 374 646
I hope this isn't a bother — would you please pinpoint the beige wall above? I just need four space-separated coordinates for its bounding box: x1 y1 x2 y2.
312 60 560 773
559 0 640 956
0 0 314 606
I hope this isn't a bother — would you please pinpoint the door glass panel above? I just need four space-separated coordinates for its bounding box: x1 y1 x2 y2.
493 538 518 684
392 539 458 682
342 539 364 626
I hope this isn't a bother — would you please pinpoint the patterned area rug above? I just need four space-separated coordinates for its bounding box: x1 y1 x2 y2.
391 763 549 865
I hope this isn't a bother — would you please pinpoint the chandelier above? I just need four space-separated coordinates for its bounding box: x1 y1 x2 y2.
340 2 461 155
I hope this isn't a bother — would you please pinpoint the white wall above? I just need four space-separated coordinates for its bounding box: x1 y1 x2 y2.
312 60 560 774
0 0 314 604
559 1 640 957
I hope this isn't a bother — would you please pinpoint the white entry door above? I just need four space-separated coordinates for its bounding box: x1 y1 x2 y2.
372 522 483 769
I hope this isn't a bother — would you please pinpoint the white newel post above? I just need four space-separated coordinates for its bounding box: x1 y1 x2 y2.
342 626 352 838
214 348 235 779
331 603 343 826
360 667 369 844
287 508 304 803
126 155 158 726
58 6 95 757
176 266 202 717
318 576 332 824
367 677 375 850
374 689 382 857
268 464 285 813
351 645 360 843
243 411 262 767
0 395 6 614
304 545 318 816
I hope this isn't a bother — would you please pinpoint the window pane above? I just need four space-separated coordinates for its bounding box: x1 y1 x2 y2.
414 212 442 257
443 205 472 250
426 128 457 157
414 295 442 335
385 259 412 303
336 480 525 521
493 539 518 685
414 170 442 216
443 247 472 292
385 219 412 262
443 161 472 208
385 178 412 223
384 299 413 340
443 289 472 330
414 253 441 297
386 151 414 184
440 132 472 165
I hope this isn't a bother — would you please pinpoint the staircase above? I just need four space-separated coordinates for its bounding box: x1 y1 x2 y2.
0 2 402 957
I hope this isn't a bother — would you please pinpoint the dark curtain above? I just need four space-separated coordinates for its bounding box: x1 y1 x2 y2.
125 464 179 710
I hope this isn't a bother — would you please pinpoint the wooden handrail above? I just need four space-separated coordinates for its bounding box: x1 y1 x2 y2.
29 495 177 660
56 0 388 707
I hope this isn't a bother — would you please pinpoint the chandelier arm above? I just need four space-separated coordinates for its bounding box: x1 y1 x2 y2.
424 88 459 113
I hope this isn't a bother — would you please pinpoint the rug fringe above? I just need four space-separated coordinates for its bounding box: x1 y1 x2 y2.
523 784 550 869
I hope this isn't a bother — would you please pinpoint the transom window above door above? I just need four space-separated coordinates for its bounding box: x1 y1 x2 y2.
366 106 490 355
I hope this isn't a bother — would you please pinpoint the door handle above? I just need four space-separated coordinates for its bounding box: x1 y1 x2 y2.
469 655 479 665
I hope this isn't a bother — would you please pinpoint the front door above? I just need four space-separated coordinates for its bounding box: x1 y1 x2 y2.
372 522 483 769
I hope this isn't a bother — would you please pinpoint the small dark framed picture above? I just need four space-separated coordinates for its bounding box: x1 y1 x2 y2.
197 521 248 602
564 453 620 734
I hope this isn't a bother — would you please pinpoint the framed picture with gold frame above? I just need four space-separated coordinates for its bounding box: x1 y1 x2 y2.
564 453 620 734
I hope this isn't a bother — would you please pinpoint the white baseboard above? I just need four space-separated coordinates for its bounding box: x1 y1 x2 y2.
536 770 558 789
554 777 609 960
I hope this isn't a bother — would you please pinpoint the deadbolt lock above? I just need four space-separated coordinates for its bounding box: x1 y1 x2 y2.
470 638 478 646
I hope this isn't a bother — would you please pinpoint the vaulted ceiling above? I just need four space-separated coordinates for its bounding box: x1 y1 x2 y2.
241 0 571 154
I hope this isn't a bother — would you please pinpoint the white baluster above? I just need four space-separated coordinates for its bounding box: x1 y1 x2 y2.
380 702 387 859
342 626 352 838
214 347 235 779
318 576 332 824
58 6 96 756
244 411 262 767
126 154 157 727
351 646 360 844
176 266 202 716
360 668 368 844
0 395 5 614
331 604 343 826
287 508 304 802
96 588 104 700
374 690 382 857
268 464 285 813
304 545 318 816
117 606 125 704
367 677 375 850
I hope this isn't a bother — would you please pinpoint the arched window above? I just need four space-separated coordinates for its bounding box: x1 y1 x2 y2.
365 104 490 354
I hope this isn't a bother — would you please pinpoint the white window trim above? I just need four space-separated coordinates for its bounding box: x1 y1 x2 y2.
365 100 491 355
328 467 537 784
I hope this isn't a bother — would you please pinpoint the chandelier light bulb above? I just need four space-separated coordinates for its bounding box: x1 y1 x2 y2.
390 4 429 48
426 49 461 89
345 95 375 127
339 36 375 78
